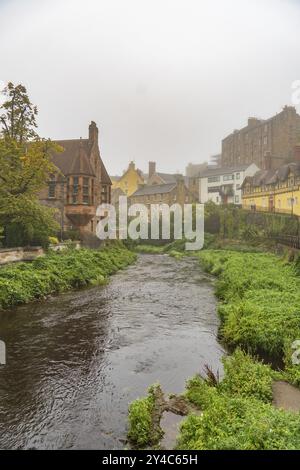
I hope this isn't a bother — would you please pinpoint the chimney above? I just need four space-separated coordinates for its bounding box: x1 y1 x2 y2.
89 121 98 144
148 161 156 178
294 145 300 162
264 151 272 170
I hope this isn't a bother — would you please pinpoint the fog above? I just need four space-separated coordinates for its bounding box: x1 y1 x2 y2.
0 0 299 174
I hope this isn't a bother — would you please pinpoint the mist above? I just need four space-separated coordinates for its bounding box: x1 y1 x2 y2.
0 0 299 174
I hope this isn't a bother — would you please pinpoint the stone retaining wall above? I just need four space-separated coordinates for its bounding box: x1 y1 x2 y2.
0 242 81 265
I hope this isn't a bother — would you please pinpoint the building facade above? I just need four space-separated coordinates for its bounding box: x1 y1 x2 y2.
130 179 195 208
39 121 111 236
242 150 300 216
222 106 300 169
111 161 145 197
199 163 259 205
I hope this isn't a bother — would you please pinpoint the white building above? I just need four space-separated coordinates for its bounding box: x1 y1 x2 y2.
199 163 259 205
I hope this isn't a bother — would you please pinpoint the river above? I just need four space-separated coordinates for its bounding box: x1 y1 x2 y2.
0 254 225 449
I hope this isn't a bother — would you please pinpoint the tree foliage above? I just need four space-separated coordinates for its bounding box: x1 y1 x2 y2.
0 82 61 247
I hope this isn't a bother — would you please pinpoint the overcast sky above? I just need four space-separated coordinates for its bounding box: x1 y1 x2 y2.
0 0 300 175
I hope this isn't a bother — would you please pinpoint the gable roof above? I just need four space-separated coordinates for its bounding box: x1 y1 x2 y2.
131 182 176 197
53 139 95 177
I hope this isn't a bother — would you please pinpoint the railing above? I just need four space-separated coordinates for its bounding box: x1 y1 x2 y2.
272 235 300 249
243 205 298 216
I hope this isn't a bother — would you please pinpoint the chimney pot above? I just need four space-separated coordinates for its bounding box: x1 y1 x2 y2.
149 161 156 178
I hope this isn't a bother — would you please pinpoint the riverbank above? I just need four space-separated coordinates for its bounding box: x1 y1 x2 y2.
128 349 300 450
127 246 300 449
0 253 223 449
197 249 300 385
0 242 136 309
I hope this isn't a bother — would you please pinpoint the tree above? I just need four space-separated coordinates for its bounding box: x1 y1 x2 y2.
0 82 38 143
0 82 61 247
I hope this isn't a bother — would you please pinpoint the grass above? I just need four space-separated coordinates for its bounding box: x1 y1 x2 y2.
178 350 300 450
0 241 136 309
196 249 300 380
128 351 300 449
128 384 163 448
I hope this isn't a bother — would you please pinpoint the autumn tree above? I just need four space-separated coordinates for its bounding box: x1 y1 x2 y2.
0 82 60 247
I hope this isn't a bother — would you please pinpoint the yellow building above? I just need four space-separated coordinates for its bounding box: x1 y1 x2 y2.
242 162 300 216
111 161 145 196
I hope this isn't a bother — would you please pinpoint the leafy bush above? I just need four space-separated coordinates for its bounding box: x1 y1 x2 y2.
178 395 300 450
219 350 273 403
128 395 154 447
178 351 300 450
197 250 300 364
49 236 59 245
128 384 163 447
0 242 136 309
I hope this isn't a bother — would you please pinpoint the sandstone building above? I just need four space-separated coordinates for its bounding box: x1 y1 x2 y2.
222 106 300 170
39 121 111 236
130 178 195 207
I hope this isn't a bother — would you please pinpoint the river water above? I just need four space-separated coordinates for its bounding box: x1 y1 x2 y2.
0 254 225 449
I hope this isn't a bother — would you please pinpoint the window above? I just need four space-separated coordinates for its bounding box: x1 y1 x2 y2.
234 196 239 203
72 176 79 204
216 196 219 203
223 174 234 181
208 176 220 183
236 184 241 190
83 177 89 204
236 173 240 180
208 186 220 193
48 175 56 198
263 136 268 146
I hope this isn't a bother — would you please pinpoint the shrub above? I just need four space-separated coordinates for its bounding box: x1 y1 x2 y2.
178 352 300 450
0 243 136 309
197 250 300 364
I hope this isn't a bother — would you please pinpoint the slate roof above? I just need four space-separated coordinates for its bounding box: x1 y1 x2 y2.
52 136 111 184
131 183 176 197
52 139 95 176
200 164 252 178
242 162 300 188
155 172 179 183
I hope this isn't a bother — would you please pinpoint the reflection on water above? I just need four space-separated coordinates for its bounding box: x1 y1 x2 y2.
0 254 224 449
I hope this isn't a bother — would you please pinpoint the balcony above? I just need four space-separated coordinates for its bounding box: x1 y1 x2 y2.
65 204 96 227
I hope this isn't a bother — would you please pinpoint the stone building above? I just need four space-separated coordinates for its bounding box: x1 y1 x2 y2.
147 161 181 185
222 106 300 170
39 121 111 236
242 145 300 216
130 178 195 207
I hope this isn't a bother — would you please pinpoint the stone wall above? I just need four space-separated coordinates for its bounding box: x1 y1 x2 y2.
0 242 81 265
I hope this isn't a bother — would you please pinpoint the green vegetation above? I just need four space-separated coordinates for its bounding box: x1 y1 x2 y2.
179 351 300 450
128 351 300 450
197 249 300 385
0 242 136 309
128 384 164 448
0 82 60 248
181 350 289 449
